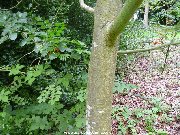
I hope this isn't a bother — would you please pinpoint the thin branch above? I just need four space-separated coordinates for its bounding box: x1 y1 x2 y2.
0 69 11 72
1 0 23 10
79 0 94 13
118 41 180 55
33 0 40 6
161 33 177 73
0 68 26 74
30 57 41 66
17 50 34 62
108 0 143 45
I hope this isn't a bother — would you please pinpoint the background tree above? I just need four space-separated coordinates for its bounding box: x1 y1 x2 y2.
144 0 149 28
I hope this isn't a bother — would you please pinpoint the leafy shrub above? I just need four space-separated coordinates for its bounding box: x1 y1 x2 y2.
0 11 89 134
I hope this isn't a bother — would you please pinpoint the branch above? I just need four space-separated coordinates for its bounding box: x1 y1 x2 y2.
1 0 23 10
17 50 34 62
108 0 143 44
79 0 94 13
118 41 180 55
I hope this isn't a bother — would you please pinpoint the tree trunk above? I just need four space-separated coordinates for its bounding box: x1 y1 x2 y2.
144 0 149 28
84 0 143 134
86 0 122 134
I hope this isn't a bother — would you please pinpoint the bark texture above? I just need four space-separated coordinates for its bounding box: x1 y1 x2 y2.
86 0 143 134
86 0 122 134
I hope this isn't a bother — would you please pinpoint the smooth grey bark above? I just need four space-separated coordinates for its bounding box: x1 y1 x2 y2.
79 0 94 13
144 0 149 28
85 0 143 134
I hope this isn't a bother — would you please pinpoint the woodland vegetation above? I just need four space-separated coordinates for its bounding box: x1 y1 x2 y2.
0 0 180 135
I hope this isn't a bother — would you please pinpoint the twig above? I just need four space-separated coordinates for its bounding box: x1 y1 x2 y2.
134 94 150 102
17 50 34 62
33 0 40 6
133 94 162 106
0 68 26 74
118 41 180 55
0 69 11 72
1 0 23 10
30 57 41 66
79 0 94 13
161 33 177 73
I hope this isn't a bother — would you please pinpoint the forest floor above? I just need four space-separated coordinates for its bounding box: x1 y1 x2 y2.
112 45 180 135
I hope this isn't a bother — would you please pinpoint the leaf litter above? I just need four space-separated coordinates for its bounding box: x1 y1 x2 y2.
112 45 180 135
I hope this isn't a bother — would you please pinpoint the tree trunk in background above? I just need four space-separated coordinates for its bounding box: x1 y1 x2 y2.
86 0 122 134
144 0 149 28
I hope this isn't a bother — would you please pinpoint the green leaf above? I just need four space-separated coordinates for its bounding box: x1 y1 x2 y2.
34 37 41 42
77 89 86 102
45 69 55 75
27 77 36 85
19 39 27 46
77 40 86 46
152 107 159 113
29 116 50 131
0 36 8 44
113 80 138 93
9 33 17 40
71 53 81 60
34 43 43 53
9 64 24 76
0 89 10 103
34 64 44 76
55 23 62 27
49 53 58 60
157 129 168 135
25 71 35 85
75 117 85 128
58 54 70 61
1 96 8 102
58 74 72 88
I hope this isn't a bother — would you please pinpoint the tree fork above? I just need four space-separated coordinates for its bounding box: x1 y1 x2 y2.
84 0 143 134
107 0 144 45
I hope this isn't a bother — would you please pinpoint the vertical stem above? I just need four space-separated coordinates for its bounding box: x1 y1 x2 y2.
144 0 149 28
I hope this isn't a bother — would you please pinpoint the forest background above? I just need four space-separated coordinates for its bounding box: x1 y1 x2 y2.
0 0 180 134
